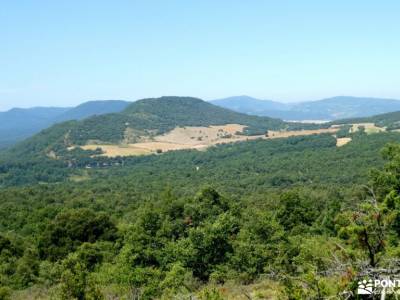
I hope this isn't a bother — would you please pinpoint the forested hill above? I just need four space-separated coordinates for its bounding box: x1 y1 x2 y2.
0 107 70 149
332 110 400 130
2 97 307 159
0 100 131 149
121 96 287 132
68 96 290 145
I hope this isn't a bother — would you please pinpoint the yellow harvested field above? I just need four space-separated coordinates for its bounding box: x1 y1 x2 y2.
267 128 339 138
75 124 345 158
131 141 208 151
336 137 352 147
79 124 250 157
81 144 151 157
154 124 247 145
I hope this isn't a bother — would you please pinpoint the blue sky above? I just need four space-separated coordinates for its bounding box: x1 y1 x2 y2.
1 1 400 110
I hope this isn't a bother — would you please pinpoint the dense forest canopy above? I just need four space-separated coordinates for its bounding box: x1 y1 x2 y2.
3 98 400 298
1 138 400 298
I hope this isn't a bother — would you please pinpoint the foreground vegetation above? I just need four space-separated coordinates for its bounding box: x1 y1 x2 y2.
1 128 400 298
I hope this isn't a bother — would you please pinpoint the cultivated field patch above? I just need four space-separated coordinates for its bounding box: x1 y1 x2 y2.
266 128 338 138
336 137 352 147
74 124 346 157
80 144 151 157
79 124 253 157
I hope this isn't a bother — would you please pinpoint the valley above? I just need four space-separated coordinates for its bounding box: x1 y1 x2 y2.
4 95 400 149
2 97 400 299
3 2 400 298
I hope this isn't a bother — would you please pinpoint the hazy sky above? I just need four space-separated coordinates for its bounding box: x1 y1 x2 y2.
1 1 400 111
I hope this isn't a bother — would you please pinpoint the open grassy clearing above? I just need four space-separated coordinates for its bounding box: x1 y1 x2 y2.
76 125 343 157
336 137 352 147
69 172 91 182
155 124 247 145
266 127 338 138
75 125 346 157
80 144 151 157
349 122 386 134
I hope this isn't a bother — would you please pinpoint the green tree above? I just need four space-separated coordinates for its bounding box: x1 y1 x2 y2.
229 210 284 282
277 190 319 232
179 212 238 281
58 244 104 300
38 208 117 261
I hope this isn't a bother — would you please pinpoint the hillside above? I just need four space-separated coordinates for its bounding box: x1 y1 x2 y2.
2 123 400 298
332 110 400 130
212 95 400 121
0 107 70 148
0 96 336 188
4 96 400 149
118 96 286 133
5 97 294 158
0 100 131 149
3 100 400 299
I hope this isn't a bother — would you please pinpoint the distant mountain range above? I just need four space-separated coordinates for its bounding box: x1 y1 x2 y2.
5 95 400 175
5 97 292 160
0 100 131 148
3 95 400 149
56 100 131 122
211 96 400 121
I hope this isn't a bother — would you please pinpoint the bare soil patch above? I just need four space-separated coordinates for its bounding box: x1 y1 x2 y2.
336 137 352 147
